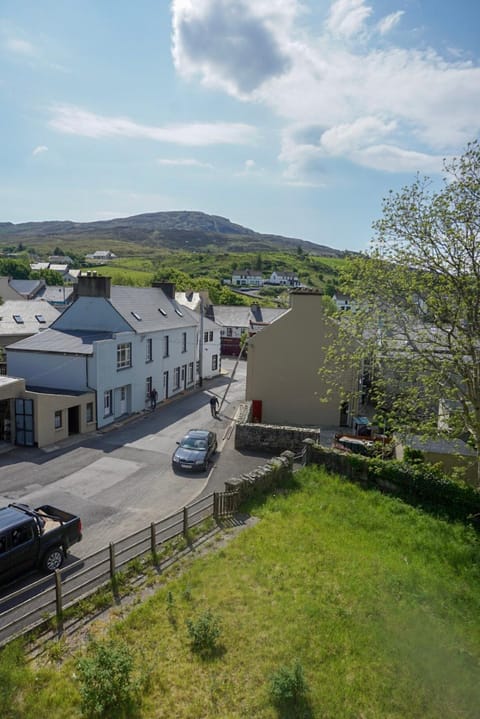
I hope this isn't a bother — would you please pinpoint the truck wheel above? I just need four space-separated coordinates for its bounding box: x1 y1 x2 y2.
42 547 64 573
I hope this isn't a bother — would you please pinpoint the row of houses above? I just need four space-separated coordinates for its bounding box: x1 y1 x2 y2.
230 269 300 287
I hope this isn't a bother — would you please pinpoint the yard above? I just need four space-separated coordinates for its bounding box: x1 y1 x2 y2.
2 467 479 718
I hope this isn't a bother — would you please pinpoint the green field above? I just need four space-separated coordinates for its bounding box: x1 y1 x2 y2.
5 468 477 718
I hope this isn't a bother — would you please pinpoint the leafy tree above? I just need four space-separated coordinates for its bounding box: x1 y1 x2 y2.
0 258 30 278
30 269 64 285
328 140 480 484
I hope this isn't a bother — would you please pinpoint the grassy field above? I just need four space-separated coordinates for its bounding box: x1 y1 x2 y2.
3 468 479 718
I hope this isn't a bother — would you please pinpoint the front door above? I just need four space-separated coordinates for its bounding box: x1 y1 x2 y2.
15 398 34 446
162 371 169 400
68 406 80 435
119 386 128 415
181 365 187 390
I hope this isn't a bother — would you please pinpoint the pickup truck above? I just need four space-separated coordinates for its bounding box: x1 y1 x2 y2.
0 503 82 583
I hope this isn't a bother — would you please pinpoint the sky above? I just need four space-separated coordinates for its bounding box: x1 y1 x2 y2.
1 1 479 252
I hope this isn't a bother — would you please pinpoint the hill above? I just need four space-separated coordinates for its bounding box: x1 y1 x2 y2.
0 211 345 257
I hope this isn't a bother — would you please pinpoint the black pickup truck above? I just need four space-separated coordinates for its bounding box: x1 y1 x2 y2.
0 503 82 583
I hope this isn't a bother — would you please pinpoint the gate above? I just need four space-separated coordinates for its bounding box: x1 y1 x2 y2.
213 491 240 517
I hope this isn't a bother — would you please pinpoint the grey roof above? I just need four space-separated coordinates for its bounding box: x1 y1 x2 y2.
6 328 113 354
37 285 75 304
9 279 44 297
108 286 197 333
0 300 60 336
403 434 476 457
210 305 287 328
179 304 219 332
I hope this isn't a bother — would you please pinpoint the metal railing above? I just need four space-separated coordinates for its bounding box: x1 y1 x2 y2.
0 490 239 647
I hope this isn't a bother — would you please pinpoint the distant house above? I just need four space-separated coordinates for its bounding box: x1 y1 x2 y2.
246 289 359 427
231 270 264 287
207 302 287 356
268 270 300 287
0 276 45 301
85 250 117 260
48 255 73 264
332 291 353 312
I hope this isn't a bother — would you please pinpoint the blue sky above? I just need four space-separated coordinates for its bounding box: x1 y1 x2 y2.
1 1 479 252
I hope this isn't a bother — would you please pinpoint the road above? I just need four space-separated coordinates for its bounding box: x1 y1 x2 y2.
0 359 273 573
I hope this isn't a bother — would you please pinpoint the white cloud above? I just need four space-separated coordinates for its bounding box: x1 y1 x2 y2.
32 145 48 156
5 36 36 56
156 157 213 168
377 10 404 35
170 0 480 183
326 0 372 38
49 105 257 146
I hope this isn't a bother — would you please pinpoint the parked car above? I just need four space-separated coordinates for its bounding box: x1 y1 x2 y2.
0 503 82 583
172 429 217 471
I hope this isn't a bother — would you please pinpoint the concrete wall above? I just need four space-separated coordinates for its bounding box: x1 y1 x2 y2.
246 290 358 427
7 352 88 391
23 389 97 447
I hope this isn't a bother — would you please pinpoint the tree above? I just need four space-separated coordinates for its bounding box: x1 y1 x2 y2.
327 140 480 484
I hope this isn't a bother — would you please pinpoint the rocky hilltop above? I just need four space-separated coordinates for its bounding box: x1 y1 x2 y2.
0 211 345 256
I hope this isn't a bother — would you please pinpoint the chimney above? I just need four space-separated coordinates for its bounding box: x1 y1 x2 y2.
152 281 175 299
76 274 111 298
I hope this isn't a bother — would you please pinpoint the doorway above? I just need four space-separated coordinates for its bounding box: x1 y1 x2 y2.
68 406 80 435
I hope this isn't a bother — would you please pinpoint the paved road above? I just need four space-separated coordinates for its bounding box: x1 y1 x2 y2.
0 359 274 573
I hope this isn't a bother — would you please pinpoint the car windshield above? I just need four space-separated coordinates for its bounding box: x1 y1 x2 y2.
180 437 207 450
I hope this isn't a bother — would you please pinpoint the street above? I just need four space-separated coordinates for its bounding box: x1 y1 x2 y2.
0 359 271 571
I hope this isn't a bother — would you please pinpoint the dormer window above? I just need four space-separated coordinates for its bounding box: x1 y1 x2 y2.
13 315 24 324
35 314 46 324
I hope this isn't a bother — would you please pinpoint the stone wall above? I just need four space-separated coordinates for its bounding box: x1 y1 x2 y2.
234 403 321 453
225 451 295 500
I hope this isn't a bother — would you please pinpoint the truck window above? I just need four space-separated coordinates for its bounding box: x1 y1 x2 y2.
0 536 6 553
10 525 34 547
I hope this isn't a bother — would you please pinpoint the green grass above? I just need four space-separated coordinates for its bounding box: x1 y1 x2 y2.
2 468 479 718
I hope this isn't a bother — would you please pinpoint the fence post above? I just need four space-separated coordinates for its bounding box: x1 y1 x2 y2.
109 542 116 579
213 492 218 519
183 506 189 538
55 569 63 633
150 522 157 559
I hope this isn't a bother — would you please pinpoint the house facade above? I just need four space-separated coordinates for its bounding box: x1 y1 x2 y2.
246 289 359 427
231 270 264 287
208 303 287 356
4 277 219 447
268 271 300 287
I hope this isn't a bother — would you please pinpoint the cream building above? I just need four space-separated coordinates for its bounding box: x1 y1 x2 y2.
246 289 359 427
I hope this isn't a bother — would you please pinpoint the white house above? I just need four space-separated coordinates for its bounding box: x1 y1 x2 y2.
231 270 264 287
268 271 300 287
6 276 216 430
85 250 117 260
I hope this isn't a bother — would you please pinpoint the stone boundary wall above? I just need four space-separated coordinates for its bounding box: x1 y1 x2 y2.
225 451 295 500
234 403 321 453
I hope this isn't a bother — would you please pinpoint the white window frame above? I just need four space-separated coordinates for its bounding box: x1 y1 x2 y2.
146 338 153 362
54 410 62 429
188 362 194 384
146 376 152 400
212 354 218 371
86 402 94 423
117 343 132 369
173 367 180 390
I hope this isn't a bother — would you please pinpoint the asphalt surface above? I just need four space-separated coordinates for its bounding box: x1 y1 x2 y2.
0 359 274 567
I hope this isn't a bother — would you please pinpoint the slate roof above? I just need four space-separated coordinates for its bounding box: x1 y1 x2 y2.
107 286 197 333
6 328 113 354
8 279 45 298
0 300 60 336
209 305 287 328
37 285 75 304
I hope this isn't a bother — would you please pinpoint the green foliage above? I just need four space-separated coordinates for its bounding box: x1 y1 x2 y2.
30 269 65 285
270 660 308 708
0 641 30 718
76 639 139 718
0 257 30 278
186 610 221 656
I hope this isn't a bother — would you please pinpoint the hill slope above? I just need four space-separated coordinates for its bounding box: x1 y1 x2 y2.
0 211 345 256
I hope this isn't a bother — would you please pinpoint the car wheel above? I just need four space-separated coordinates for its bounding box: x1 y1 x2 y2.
42 546 64 573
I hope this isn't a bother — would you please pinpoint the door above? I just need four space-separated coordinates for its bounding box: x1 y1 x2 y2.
181 365 187 390
162 371 169 400
15 398 34 446
68 406 80 435
119 386 128 415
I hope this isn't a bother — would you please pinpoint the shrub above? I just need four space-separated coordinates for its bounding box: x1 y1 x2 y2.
186 610 221 656
76 639 139 718
269 660 308 707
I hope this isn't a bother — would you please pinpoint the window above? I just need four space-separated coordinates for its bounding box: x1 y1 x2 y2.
209 331 213 342
163 335 169 358
146 376 152 399
226 327 233 337
204 331 209 343
212 354 218 371
54 410 62 429
146 338 153 362
158 307 167 317
117 343 132 369
131 311 142 321
13 314 24 324
86 402 94 423
175 308 183 317
182 332 187 353
196 360 200 375
173 367 180 390
35 314 46 324
188 362 194 384
104 390 113 417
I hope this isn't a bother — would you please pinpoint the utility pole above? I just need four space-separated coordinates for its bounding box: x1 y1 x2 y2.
198 296 204 387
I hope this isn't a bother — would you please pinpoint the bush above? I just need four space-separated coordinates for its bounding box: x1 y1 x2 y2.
186 610 221 656
76 639 139 718
270 660 308 707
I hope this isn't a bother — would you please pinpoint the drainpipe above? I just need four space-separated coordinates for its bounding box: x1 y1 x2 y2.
198 298 204 387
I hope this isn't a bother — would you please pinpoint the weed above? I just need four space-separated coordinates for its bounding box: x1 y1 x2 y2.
186 610 221 657
269 660 308 708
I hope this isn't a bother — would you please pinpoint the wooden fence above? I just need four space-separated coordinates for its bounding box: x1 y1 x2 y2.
0 490 239 648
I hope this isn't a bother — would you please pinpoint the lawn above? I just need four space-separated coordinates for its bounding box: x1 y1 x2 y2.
2 468 479 718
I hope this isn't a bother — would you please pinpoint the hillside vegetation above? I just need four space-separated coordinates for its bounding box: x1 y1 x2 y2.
2 468 479 718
